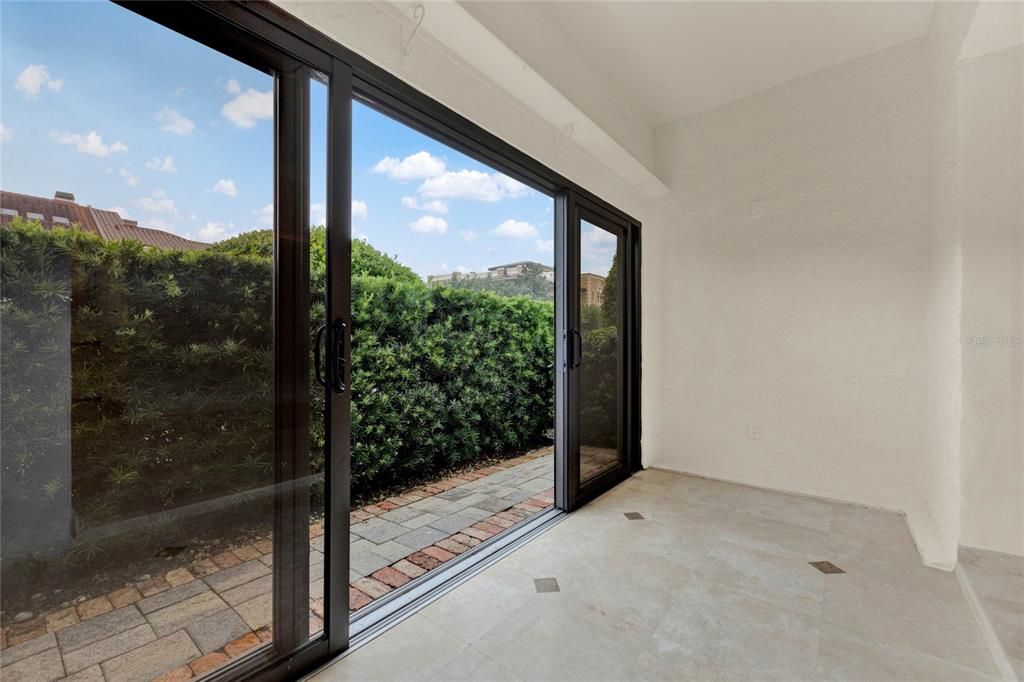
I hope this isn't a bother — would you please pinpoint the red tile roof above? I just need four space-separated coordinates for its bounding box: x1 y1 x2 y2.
0 190 210 251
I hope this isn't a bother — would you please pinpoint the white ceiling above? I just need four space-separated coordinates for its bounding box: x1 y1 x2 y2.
461 1 935 128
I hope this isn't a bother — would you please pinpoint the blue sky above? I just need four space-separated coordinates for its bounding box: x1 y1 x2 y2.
0 2 628 279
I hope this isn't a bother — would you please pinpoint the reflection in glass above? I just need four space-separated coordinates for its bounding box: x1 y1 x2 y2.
579 220 621 482
0 3 305 678
307 75 328 637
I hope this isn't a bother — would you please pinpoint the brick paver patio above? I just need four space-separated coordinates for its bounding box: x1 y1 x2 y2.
0 447 553 681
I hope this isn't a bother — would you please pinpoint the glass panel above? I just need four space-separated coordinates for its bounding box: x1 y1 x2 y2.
308 75 328 638
0 3 308 678
578 219 622 483
346 102 555 614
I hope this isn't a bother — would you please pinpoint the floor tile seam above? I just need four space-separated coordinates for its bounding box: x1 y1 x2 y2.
701 532 835 584
460 643 524 681
413 567 534 647
820 595 1002 660
820 615 1005 680
688 497 837 535
955 563 1018 681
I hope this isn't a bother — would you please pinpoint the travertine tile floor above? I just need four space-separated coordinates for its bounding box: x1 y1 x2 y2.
960 553 1024 678
310 469 1003 681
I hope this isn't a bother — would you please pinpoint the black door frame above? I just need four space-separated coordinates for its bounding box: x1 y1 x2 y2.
116 2 642 679
115 3 349 679
557 192 642 511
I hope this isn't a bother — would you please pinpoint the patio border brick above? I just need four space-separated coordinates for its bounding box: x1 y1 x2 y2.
421 546 456 563
371 567 410 588
0 446 554 682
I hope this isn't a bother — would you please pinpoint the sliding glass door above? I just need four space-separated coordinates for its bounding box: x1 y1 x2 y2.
558 194 639 510
0 3 349 679
1 3 640 679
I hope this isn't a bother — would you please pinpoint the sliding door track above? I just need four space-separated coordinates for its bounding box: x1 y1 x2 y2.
306 507 564 674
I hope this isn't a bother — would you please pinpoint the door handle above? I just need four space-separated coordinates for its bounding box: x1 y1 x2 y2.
329 319 347 394
569 329 583 369
314 323 327 387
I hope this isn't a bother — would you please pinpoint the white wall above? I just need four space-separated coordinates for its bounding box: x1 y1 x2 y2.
274 0 1022 564
459 1 657 172
957 9 1024 557
648 39 937 554
923 0 978 569
648 2 1022 566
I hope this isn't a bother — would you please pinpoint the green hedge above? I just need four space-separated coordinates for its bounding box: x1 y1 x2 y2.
578 323 618 448
0 220 553 543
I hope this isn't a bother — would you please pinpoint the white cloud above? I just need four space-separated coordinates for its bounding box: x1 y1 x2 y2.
253 203 274 229
119 167 140 187
169 86 186 97
136 189 178 217
580 226 616 273
110 206 128 218
311 202 326 226
582 224 616 249
211 178 238 197
199 221 235 241
454 265 471 274
51 130 127 157
146 155 176 173
409 215 448 234
156 107 195 135
491 219 538 239
352 200 368 220
225 79 242 95
15 64 62 98
536 238 554 252
417 170 529 202
373 151 445 181
0 123 10 142
459 230 479 242
401 195 448 214
422 200 448 213
222 88 272 128
355 232 370 242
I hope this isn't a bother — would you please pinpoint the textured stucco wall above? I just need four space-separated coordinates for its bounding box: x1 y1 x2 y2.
923 0 978 568
957 41 1024 557
274 0 1022 564
648 2 1021 566
648 40 934 549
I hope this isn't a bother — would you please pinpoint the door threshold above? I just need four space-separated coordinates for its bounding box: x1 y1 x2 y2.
303 507 565 677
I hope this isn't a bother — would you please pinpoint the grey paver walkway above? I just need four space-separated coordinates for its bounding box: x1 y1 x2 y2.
0 448 553 681
348 453 551 582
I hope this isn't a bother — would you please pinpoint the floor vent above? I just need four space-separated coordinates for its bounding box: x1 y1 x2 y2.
534 577 560 593
809 560 845 574
624 512 644 520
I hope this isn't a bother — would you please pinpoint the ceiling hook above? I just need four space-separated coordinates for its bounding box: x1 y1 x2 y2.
554 123 575 157
402 3 426 60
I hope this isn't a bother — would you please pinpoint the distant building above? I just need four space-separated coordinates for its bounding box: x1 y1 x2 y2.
488 261 555 282
580 272 606 307
0 190 209 251
428 260 554 287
